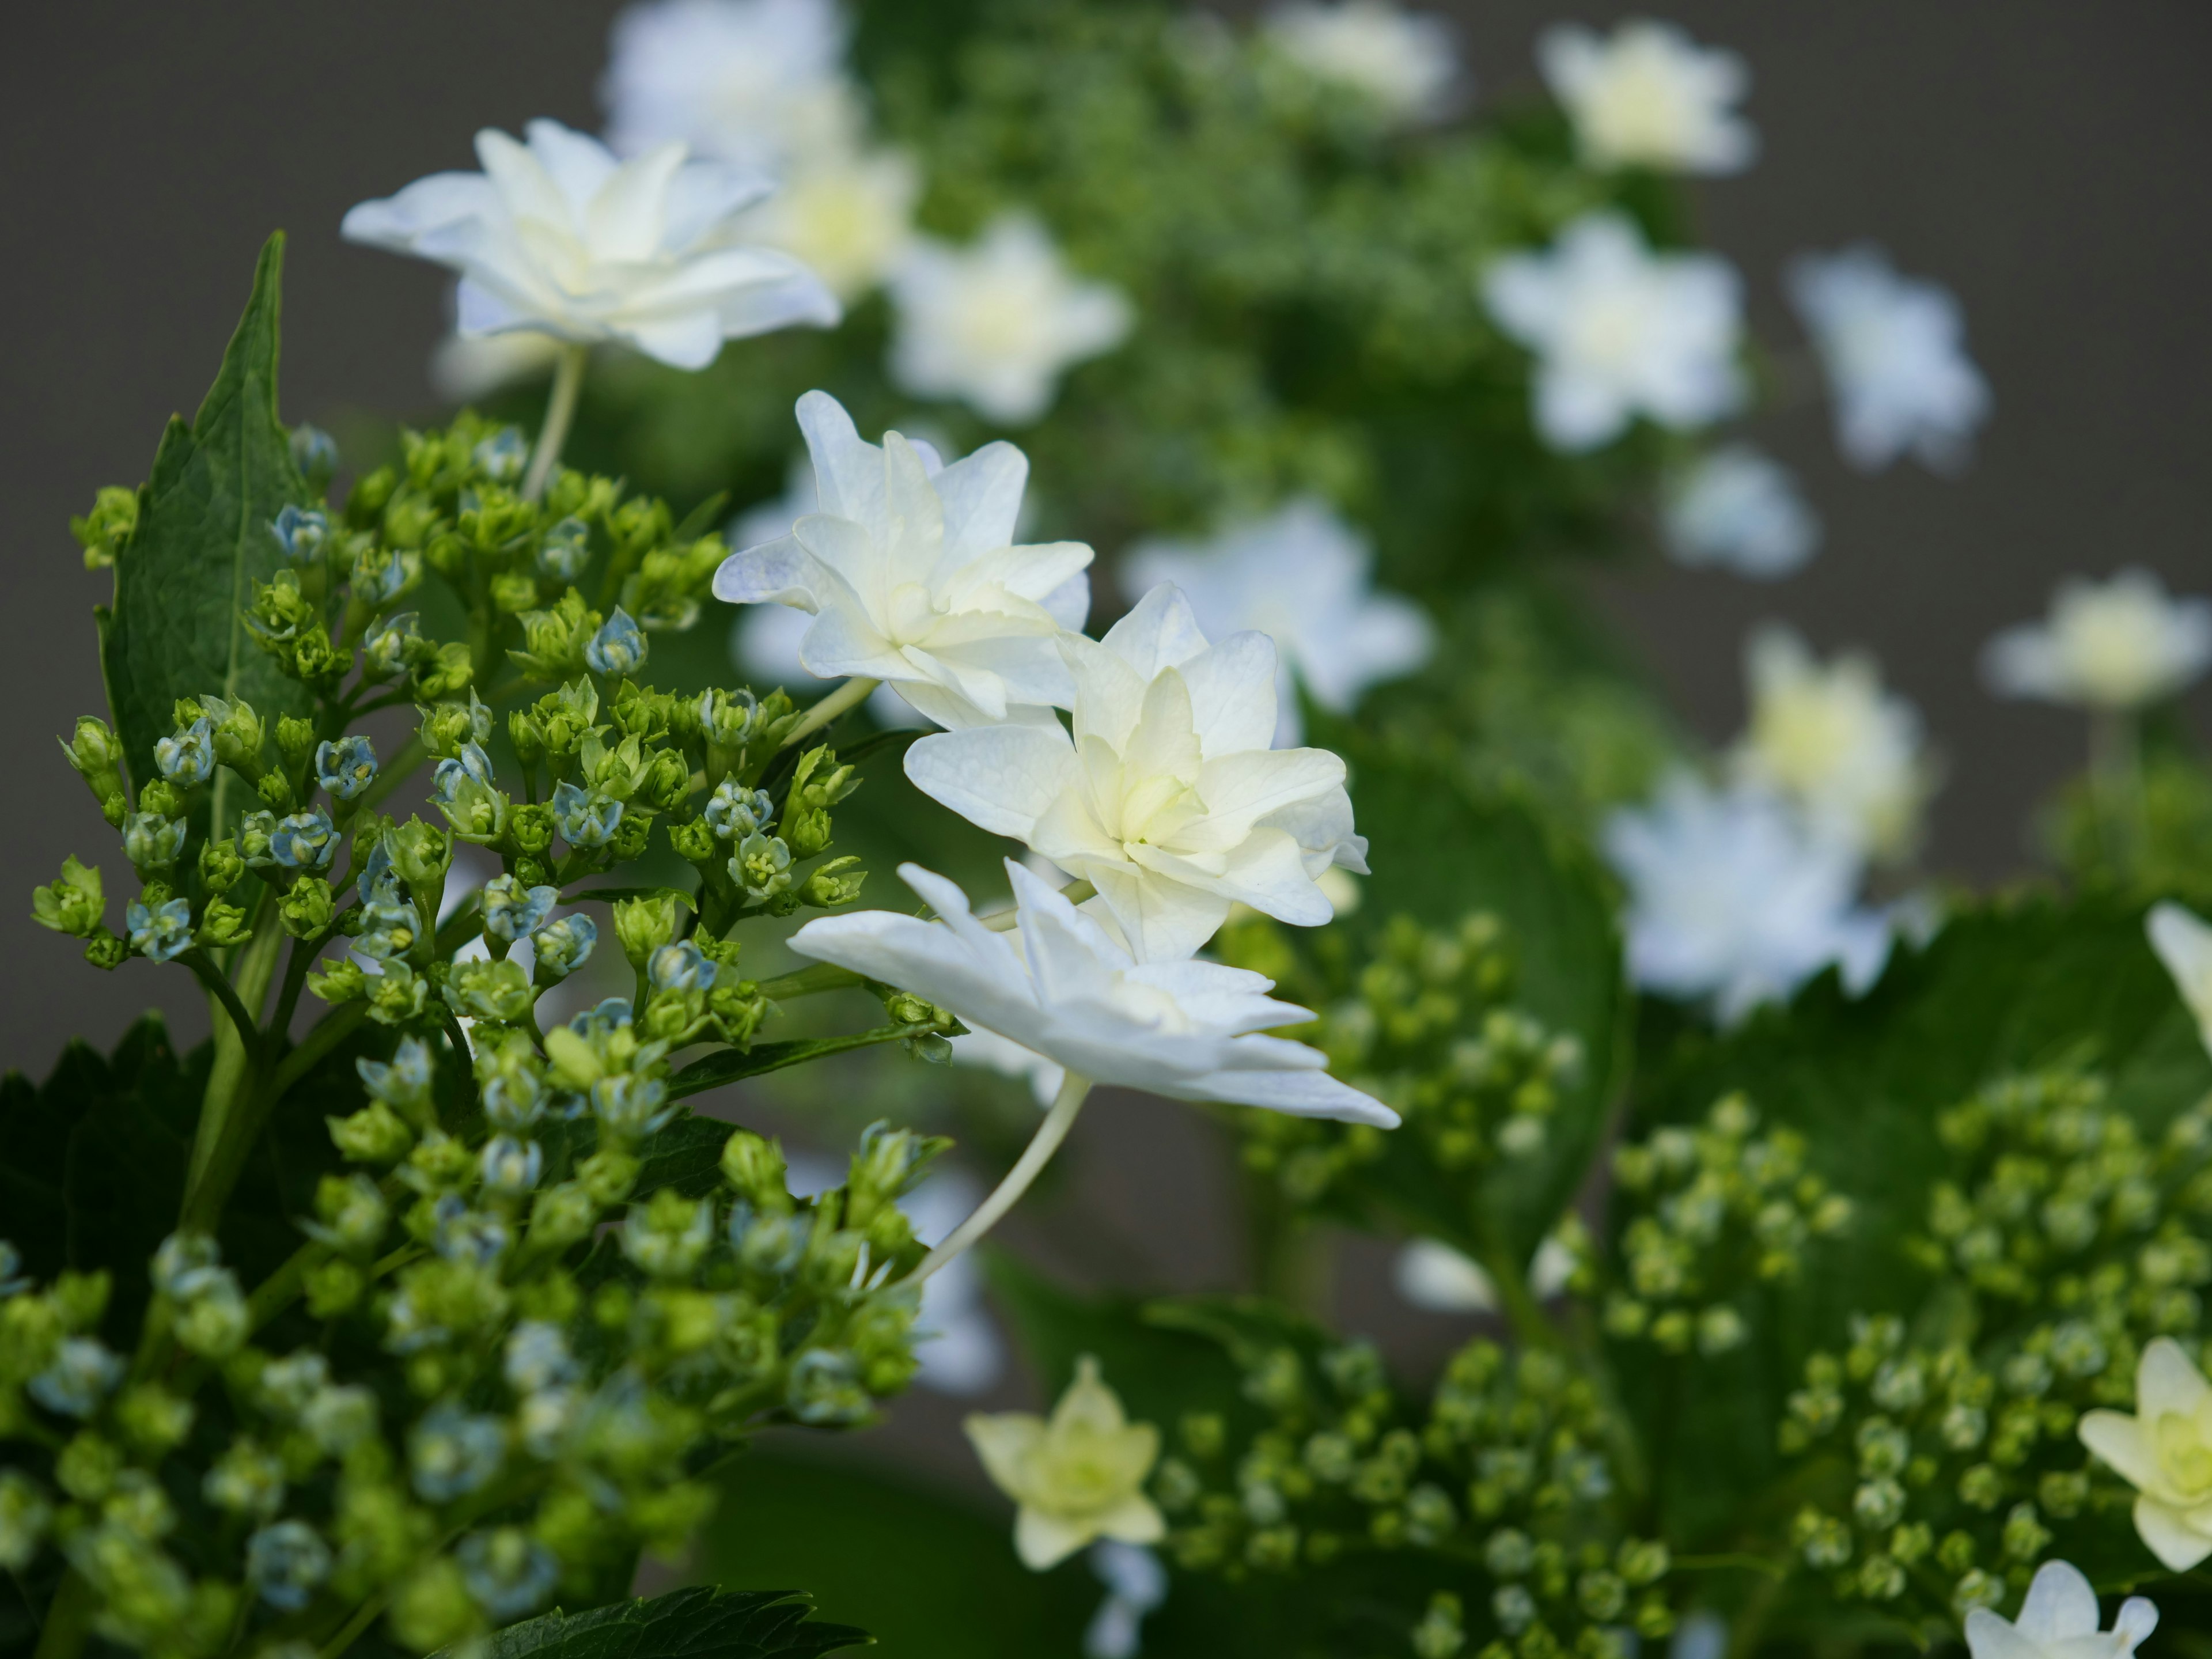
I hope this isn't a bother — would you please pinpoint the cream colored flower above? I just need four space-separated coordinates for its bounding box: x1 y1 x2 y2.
1538 20 1756 175
1263 1 1461 123
1734 626 1931 863
2148 903 2212 1059
1982 569 2212 712
1963 1560 2156 1659
2078 1335 2212 1569
749 146 920 301
966 1356 1165 1570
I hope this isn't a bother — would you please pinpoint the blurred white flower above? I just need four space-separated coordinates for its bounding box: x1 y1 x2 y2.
1962 1560 2155 1659
342 119 839 370
1483 211 1743 452
1604 773 1891 1024
888 213 1134 425
1660 445 1820 579
601 0 860 174
791 861 1398 1123
1084 1540 1168 1659
904 585 1368 961
1734 626 1932 863
2081 1337 2212 1570
1537 20 1755 175
1393 1236 1577 1313
429 308 565 401
749 147 921 301
713 391 1093 728
1263 1 1461 123
2148 902 2212 1059
1787 245 1990 472
1124 499 1433 745
1981 569 2212 711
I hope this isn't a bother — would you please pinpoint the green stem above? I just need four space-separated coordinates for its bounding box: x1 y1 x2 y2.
910 1073 1093 1283
316 1594 387 1659
781 677 880 749
183 949 263 1067
753 963 865 1000
268 1003 370 1100
30 1569 93 1659
181 913 285 1215
353 736 426 815
522 343 589 504
2089 708 2146 878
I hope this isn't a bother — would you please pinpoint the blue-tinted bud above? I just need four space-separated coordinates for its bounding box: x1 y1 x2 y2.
479 1137 544 1198
126 897 194 961
457 1528 560 1622
503 1324 578 1393
154 718 215 787
270 505 329 563
591 1074 674 1141
647 940 717 993
433 744 508 844
482 874 557 942
533 915 597 982
356 837 403 908
537 516 592 582
290 423 339 488
584 607 648 677
352 543 419 607
28 1338 123 1418
270 809 338 870
472 427 529 484
408 1403 506 1502
315 735 378 801
245 1519 331 1611
363 612 423 681
354 902 421 961
431 1195 512 1267
730 831 793 901
151 1232 225 1301
570 997 635 1039
358 1036 434 1113
123 813 187 870
0 1241 29 1296
551 782 623 849
238 810 278 869
483 1073 546 1132
433 743 497 797
703 780 774 841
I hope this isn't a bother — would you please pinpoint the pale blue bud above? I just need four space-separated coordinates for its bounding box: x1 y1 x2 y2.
357 838 403 908
570 998 635 1038
246 1519 331 1610
533 915 597 980
409 1404 507 1502
124 813 187 870
239 809 279 868
479 1137 543 1198
151 1232 224 1300
358 1036 434 1111
787 1349 869 1425
458 1529 560 1621
27 1338 122 1418
584 607 648 676
315 735 378 801
355 901 421 961
154 718 215 786
290 423 339 484
301 1385 378 1455
730 830 793 900
431 1196 511 1268
551 782 623 849
590 1073 674 1140
0 1241 27 1297
503 1323 578 1394
473 427 529 483
482 874 556 942
352 544 418 607
433 742 497 800
362 612 422 680
270 505 329 563
703 780 774 840
126 897 193 961
648 940 717 992
270 808 337 870
537 516 592 581
483 1072 547 1132
257 1353 330 1418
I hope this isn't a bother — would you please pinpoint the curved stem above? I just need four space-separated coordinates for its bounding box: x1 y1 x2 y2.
781 677 880 749
183 948 262 1067
521 343 589 504
909 1073 1093 1283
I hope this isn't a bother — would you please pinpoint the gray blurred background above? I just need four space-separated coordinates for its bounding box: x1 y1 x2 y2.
4 0 2209 1084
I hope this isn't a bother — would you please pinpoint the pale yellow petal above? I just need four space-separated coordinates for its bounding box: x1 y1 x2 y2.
1014 1504 1095 1570
2139 1337 2212 1419
2080 1409 2162 1495
1096 1492 1167 1548
2134 1494 2212 1571
965 1411 1044 1503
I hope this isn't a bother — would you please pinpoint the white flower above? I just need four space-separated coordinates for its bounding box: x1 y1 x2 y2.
790 860 1397 1125
1963 1560 2156 1659
429 304 565 401
888 213 1134 426
601 0 861 175
748 146 921 301
1660 445 1820 580
967 1357 1165 1570
2081 1336 2212 1570
1124 498 1433 745
1537 21 1755 175
342 119 839 370
730 596 928 730
1787 245 1990 472
2149 902 2212 1059
1734 626 1931 863
903 584 1369 962
1393 1237 1577 1313
1263 1 1461 123
1483 212 1743 452
1603 773 1891 1024
1982 569 2212 712
712 391 1093 728
952 1025 1066 1108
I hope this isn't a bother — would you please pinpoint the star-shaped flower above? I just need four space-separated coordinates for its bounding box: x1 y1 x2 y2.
965 1357 1165 1570
1538 20 1756 175
1982 569 2212 712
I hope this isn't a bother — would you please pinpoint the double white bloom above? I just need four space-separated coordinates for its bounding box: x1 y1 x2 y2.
1963 1561 2155 1659
711 391 1092 728
1538 20 1756 175
904 585 1367 962
1483 212 1744 453
1661 445 1821 581
342 119 838 370
1263 1 1462 124
2081 1336 2212 1571
791 862 1395 1126
1982 569 2212 713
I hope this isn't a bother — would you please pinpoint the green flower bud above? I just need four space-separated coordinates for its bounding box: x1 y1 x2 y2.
70 485 139 570
390 1557 480 1654
279 878 335 940
32 857 104 938
196 899 251 949
60 716 126 812
199 838 244 894
443 959 535 1024
668 816 718 863
418 690 493 761
801 856 866 909
113 1385 194 1456
845 1122 948 1233
709 980 767 1047
639 747 692 812
506 804 555 858
123 812 187 871
579 1150 639 1207
490 570 541 615
612 892 688 968
303 1259 366 1318
137 779 184 819
609 809 653 862
82 930 127 971
730 832 793 904
199 696 266 773
328 1103 414 1162
510 591 600 681
254 770 296 812
507 707 546 765
386 819 452 890
721 1130 792 1213
527 1182 600 1252
307 959 369 1005
365 960 430 1026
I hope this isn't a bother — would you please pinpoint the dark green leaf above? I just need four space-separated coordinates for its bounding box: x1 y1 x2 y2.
101 233 313 829
465 1586 863 1659
668 1027 921 1102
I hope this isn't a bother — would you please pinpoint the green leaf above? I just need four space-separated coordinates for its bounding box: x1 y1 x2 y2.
101 233 313 830
667 1027 923 1102
465 1587 863 1659
1622 895 2212 1547
1341 758 1628 1266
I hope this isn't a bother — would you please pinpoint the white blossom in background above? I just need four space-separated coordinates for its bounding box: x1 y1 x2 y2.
1084 1540 1168 1659
2148 903 2212 1059
1262 1 1462 123
1482 212 1743 452
1734 626 1932 863
1537 20 1756 175
601 0 859 174
1393 1236 1577 1313
747 147 921 301
429 302 565 400
792 861 1397 1124
904 585 1368 961
343 119 839 370
888 214 1134 426
1124 499 1433 745
1660 445 1820 579
1962 1560 2156 1659
1981 569 2212 712
1787 245 1990 472
713 391 1093 728
2080 1337 2212 1570
1603 773 1891 1024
